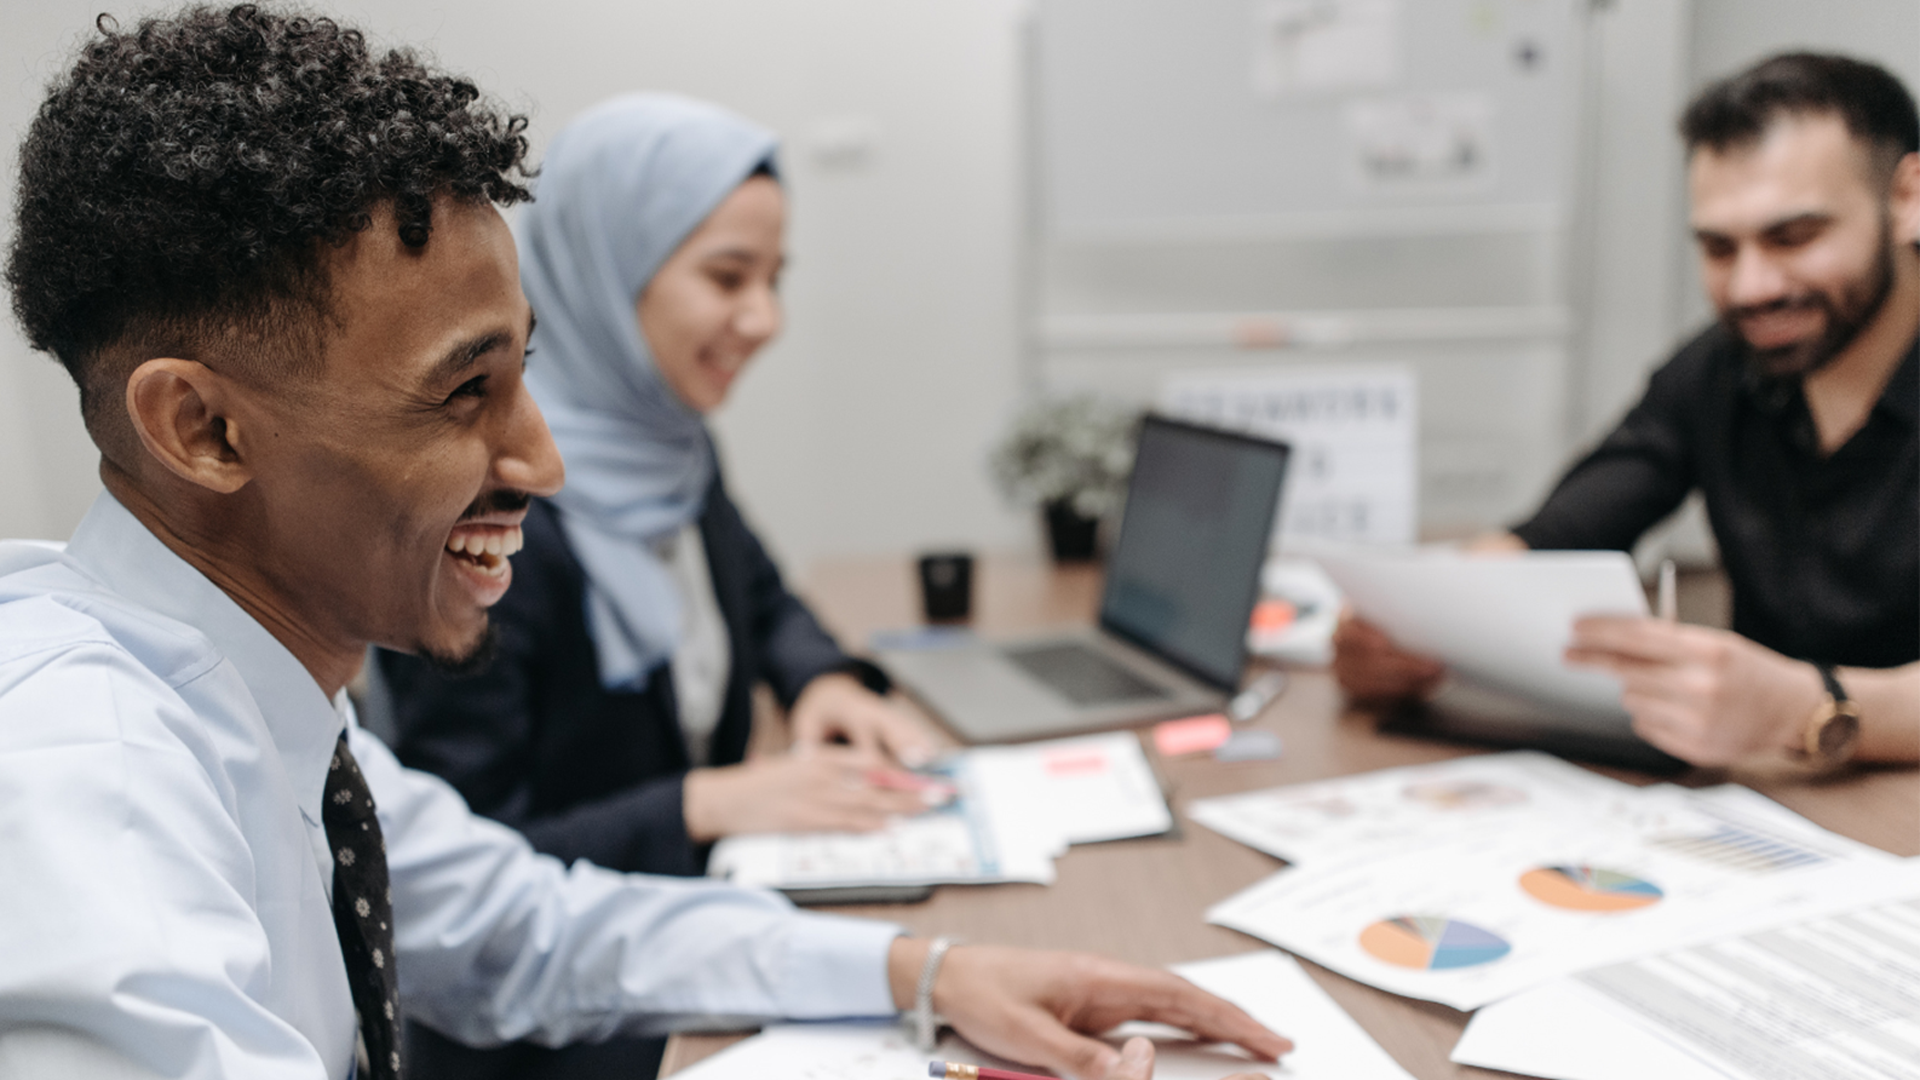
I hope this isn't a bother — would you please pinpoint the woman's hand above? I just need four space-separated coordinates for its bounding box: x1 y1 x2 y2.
682 747 936 842
889 941 1292 1080
790 671 941 767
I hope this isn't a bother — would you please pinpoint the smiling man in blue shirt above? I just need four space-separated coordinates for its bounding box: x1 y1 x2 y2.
0 7 1288 1079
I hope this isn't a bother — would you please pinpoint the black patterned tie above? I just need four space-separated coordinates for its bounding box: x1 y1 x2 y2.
324 732 402 1080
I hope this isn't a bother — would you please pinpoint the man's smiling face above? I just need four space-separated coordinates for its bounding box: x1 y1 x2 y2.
239 197 564 667
1689 113 1899 378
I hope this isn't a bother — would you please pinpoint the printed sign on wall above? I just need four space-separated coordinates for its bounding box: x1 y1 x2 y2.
1161 365 1417 547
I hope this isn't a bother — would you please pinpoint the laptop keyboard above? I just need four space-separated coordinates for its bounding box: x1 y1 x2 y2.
1002 643 1171 706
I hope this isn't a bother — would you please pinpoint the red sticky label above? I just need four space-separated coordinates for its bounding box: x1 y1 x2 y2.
1043 751 1110 776
1153 714 1233 757
1250 598 1298 633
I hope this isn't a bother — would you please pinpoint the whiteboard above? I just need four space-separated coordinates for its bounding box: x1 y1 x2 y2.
1033 0 1584 236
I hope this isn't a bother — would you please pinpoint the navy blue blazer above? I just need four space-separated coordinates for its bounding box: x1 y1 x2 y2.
377 474 885 878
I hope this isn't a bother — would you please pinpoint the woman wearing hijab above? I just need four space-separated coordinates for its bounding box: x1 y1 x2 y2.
374 94 940 1080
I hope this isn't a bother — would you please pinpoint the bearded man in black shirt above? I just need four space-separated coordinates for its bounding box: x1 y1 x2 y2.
1335 52 1920 769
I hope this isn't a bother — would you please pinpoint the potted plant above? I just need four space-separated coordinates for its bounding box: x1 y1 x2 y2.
990 395 1139 562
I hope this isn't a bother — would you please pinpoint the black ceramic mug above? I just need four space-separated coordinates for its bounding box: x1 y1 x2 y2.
917 552 974 623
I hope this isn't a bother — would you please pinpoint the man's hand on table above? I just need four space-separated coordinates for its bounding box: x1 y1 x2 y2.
888 940 1292 1080
1565 616 1821 766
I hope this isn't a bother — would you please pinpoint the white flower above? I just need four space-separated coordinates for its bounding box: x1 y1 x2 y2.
990 395 1139 516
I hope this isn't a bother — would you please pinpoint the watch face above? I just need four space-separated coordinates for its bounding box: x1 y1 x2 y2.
1815 708 1862 760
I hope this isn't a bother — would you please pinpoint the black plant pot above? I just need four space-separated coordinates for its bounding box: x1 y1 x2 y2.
1043 499 1100 562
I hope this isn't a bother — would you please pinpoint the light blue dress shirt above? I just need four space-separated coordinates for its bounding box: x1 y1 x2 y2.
0 494 902 1078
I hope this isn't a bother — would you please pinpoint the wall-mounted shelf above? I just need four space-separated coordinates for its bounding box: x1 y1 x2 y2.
1039 305 1570 352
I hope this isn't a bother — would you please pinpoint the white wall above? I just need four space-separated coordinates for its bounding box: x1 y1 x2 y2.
1572 0 1692 445
0 0 1034 566
3 0 1916 558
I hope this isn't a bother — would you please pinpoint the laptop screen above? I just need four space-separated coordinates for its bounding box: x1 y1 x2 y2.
1098 415 1290 690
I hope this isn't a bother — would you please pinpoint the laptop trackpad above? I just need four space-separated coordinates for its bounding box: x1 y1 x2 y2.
1002 643 1171 706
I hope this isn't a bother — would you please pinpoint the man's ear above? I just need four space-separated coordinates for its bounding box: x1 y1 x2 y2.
1894 151 1920 245
124 358 256 494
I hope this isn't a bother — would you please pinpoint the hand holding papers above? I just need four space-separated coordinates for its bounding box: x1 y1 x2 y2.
708 733 1170 892
1314 547 1647 722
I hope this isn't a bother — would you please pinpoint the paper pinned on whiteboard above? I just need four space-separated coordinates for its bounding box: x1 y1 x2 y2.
1160 365 1417 548
1344 91 1496 193
1252 0 1403 98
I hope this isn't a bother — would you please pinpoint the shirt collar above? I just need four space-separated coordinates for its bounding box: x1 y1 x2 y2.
1875 332 1918 427
1738 325 1920 429
65 492 345 819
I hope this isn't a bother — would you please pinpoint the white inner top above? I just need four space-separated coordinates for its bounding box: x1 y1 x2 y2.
660 522 731 766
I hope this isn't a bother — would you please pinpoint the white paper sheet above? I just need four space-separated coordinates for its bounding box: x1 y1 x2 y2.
670 951 1414 1080
1252 0 1403 98
1309 547 1646 719
1450 977 1724 1080
1342 91 1496 193
1454 893 1920 1080
1188 750 1633 867
1208 785 1912 1010
707 734 1169 890
969 732 1173 854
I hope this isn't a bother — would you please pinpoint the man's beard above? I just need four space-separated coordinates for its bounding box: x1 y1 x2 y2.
1728 218 1897 380
421 620 500 677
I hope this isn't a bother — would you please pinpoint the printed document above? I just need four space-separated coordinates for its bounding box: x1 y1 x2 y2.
1188 750 1634 866
1454 893 1920 1080
1207 782 1912 1010
708 733 1169 890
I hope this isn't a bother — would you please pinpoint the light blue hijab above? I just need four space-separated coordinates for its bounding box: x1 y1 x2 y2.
520 94 779 689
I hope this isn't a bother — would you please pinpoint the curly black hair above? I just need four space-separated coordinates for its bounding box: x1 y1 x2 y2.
5 3 534 444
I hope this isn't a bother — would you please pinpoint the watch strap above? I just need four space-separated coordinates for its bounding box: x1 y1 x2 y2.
1800 663 1861 765
1816 663 1848 703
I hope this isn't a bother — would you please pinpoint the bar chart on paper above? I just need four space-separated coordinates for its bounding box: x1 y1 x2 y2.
1647 822 1828 873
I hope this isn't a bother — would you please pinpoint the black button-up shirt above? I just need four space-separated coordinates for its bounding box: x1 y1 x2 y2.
1513 322 1918 669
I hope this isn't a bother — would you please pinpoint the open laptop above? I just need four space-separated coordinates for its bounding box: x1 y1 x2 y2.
877 414 1290 743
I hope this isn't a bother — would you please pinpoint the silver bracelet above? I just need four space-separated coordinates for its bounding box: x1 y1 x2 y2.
913 936 960 1051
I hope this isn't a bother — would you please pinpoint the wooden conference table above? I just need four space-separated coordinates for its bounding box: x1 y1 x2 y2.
661 554 1920 1079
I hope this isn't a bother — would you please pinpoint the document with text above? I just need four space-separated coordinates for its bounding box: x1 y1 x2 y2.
1207 781 1916 1010
1454 893 1920 1080
707 733 1169 890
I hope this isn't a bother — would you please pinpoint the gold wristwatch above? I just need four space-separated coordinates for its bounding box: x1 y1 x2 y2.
1794 664 1861 767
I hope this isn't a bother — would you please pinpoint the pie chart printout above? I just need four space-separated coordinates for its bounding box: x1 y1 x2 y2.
1520 865 1665 912
1400 780 1528 811
1358 916 1512 970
